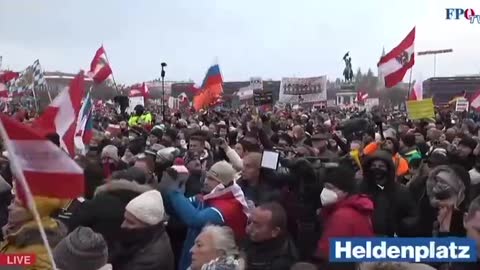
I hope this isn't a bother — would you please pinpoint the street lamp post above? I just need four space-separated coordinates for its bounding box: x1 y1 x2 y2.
161 62 167 121
417 49 453 77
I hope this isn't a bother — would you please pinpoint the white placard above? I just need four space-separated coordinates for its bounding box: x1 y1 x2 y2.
237 86 254 100
261 150 279 170
127 96 145 114
455 98 469 112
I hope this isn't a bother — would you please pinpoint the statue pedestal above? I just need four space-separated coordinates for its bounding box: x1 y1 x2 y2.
336 83 356 106
340 83 355 90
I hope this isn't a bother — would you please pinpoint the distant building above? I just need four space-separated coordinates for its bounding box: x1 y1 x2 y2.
423 76 480 104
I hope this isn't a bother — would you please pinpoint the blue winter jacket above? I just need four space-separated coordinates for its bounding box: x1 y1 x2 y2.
166 190 224 270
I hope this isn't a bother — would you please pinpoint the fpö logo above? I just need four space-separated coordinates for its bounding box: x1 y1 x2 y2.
0 254 36 266
446 8 480 24
330 238 477 262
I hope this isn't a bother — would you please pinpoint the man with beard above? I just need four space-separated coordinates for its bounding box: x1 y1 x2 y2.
112 190 174 270
360 150 419 236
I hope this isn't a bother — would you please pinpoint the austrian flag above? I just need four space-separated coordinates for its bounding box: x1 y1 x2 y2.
378 27 415 88
0 114 84 199
357 91 369 103
88 46 113 83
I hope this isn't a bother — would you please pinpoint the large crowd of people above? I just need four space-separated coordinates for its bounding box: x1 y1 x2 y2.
1 103 480 270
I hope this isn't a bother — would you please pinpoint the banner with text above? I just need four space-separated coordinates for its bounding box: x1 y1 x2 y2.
279 76 327 103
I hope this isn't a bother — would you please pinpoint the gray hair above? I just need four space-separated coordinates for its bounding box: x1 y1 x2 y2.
201 225 245 269
201 225 239 257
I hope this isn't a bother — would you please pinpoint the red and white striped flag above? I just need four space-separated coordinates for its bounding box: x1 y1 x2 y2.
88 46 113 83
378 27 415 88
32 72 86 156
357 91 369 103
470 90 480 111
129 82 149 98
0 71 19 98
0 114 84 199
178 92 189 105
409 75 423 101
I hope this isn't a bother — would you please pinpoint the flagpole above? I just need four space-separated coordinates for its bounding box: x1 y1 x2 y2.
407 68 413 99
46 85 53 103
101 44 121 94
31 80 40 113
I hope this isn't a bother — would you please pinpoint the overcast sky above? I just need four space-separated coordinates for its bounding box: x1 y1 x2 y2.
0 0 479 85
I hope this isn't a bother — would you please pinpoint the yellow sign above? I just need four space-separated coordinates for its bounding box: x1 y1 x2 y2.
407 98 435 120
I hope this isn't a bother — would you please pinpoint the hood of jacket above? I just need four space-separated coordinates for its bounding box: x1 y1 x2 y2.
94 179 152 197
322 194 374 219
362 150 396 187
2 218 67 249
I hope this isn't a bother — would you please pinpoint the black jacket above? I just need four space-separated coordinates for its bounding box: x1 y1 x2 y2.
243 236 298 270
68 179 152 260
360 150 419 237
111 224 174 270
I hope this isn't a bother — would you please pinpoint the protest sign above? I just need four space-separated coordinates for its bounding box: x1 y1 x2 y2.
455 98 469 112
407 98 434 120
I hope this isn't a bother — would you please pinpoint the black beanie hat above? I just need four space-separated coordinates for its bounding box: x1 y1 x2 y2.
324 165 356 193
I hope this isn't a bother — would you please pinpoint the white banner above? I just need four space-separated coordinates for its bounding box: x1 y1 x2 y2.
250 77 263 90
279 76 327 103
127 96 145 114
237 86 254 100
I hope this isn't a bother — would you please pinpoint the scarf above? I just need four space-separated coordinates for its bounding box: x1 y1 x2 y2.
187 255 242 270
203 183 250 217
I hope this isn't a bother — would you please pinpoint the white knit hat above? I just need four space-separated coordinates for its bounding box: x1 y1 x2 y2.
125 190 165 226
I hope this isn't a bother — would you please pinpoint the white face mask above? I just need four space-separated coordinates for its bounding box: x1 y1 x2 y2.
320 188 338 206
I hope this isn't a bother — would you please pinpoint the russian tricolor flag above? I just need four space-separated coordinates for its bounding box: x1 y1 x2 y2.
74 92 93 154
193 64 224 110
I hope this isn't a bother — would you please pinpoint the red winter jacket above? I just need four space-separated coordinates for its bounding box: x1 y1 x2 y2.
316 194 375 259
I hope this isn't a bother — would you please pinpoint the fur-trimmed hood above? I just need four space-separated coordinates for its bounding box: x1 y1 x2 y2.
94 179 152 197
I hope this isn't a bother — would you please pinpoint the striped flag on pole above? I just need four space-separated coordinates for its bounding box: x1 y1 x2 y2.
74 92 93 154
